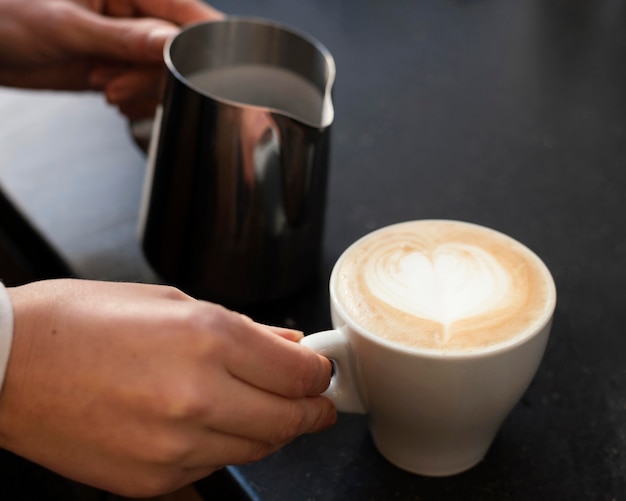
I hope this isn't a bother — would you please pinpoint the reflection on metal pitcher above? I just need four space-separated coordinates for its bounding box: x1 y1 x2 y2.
139 18 335 306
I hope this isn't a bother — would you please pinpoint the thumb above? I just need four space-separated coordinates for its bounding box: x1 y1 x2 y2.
73 12 179 62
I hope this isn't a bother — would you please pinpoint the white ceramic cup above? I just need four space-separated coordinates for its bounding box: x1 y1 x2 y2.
301 220 556 476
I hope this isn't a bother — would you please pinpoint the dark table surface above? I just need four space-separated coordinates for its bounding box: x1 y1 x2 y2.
1 0 626 499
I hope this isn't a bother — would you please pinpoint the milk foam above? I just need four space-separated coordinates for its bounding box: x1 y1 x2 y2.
333 220 555 352
366 243 511 342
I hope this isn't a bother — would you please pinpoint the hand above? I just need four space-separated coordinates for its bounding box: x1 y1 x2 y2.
0 0 223 118
0 279 335 497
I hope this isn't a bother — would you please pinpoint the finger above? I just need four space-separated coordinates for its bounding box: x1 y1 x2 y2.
197 375 336 443
88 65 129 90
241 316 304 342
108 79 162 119
116 98 160 120
88 65 164 118
180 401 334 471
224 320 332 398
183 433 279 470
102 66 164 103
103 0 137 18
173 432 280 476
132 0 225 25
59 1 222 65
70 10 180 62
266 325 304 342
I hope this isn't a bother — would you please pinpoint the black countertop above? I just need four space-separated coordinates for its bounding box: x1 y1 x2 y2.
1 0 625 499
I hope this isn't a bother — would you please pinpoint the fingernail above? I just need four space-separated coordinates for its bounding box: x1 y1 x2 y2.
286 330 305 342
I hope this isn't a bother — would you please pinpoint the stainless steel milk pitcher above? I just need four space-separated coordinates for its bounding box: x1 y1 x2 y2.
139 18 335 306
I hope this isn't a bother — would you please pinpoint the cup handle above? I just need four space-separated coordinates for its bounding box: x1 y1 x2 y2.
300 329 368 414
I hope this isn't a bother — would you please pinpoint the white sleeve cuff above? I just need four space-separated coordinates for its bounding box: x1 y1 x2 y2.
0 282 14 393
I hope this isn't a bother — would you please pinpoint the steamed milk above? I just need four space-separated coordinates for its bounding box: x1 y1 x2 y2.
186 64 325 125
333 220 555 352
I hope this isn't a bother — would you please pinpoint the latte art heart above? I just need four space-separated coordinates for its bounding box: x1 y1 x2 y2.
365 244 511 340
333 220 555 352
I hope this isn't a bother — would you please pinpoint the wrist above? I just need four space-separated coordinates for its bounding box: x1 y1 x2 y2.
0 282 14 396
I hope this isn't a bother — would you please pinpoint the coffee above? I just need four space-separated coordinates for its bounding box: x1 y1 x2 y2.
186 64 326 125
332 220 555 352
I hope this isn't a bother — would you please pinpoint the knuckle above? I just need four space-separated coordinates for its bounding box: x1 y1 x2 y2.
184 301 228 333
117 24 140 54
290 351 329 397
274 398 336 443
161 380 211 421
275 403 309 443
46 3 76 26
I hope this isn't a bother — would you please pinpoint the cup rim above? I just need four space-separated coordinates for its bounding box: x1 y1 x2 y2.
329 219 557 360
